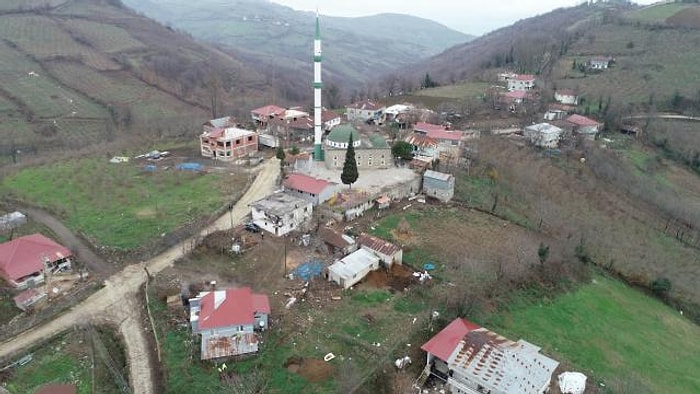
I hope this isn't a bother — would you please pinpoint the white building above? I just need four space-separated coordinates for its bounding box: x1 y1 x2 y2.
423 170 455 203
554 89 578 105
421 318 559 394
357 233 403 268
328 248 380 289
250 193 313 236
523 123 562 149
507 74 536 91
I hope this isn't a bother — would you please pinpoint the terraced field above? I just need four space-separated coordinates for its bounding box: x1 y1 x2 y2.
62 19 146 53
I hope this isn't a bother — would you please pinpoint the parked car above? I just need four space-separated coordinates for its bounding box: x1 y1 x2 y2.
245 222 261 233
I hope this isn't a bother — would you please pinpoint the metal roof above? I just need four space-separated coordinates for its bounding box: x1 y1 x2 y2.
194 288 269 330
0 234 71 282
357 233 401 257
424 170 453 182
328 249 379 279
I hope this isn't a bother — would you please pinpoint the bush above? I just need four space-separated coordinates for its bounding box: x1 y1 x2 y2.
651 277 672 297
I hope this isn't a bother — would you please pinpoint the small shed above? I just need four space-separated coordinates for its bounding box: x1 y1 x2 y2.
423 170 455 202
357 233 403 268
376 195 390 209
13 288 47 311
319 227 356 255
328 249 380 289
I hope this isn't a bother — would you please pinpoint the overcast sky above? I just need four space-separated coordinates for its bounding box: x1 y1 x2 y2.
272 0 656 35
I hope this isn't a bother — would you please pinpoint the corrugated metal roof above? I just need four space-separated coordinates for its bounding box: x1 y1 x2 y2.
424 170 453 182
319 227 354 249
357 233 401 257
284 173 335 195
0 234 72 282
202 332 259 360
421 318 480 362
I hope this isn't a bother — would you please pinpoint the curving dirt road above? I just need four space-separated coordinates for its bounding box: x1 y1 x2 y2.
0 159 279 394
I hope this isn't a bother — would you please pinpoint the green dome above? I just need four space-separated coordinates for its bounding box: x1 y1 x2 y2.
326 124 359 144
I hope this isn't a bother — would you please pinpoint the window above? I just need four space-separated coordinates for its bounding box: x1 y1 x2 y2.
236 139 241 145
248 136 253 141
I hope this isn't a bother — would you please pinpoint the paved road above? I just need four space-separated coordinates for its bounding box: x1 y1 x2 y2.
0 159 279 394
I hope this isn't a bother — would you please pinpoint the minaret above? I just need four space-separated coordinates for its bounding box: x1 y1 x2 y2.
313 11 323 161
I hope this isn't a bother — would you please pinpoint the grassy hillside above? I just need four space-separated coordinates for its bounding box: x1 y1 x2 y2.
0 0 268 165
490 276 700 393
121 0 472 93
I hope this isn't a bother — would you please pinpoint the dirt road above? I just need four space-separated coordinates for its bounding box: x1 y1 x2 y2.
21 206 115 277
0 159 279 394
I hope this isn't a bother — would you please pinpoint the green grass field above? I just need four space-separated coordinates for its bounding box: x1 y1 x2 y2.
489 276 700 393
414 82 490 100
1 157 247 249
626 3 694 23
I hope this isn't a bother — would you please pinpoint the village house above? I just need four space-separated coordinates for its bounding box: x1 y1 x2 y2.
318 227 357 255
283 173 338 206
250 193 313 237
384 104 413 124
420 318 559 394
413 122 463 155
189 287 270 360
507 74 536 91
405 134 439 160
589 56 613 70
423 170 455 202
566 114 601 140
250 104 286 128
321 109 341 131
0 234 72 289
543 103 576 121
357 233 402 268
345 99 385 123
523 123 562 149
497 71 517 82
554 89 578 106
327 248 380 289
200 126 258 161
268 116 314 143
324 124 391 170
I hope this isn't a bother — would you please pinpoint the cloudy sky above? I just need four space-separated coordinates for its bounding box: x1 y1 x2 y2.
272 0 656 35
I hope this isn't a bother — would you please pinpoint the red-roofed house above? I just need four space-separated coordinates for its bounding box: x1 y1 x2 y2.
322 109 341 131
357 233 402 268
345 99 385 123
283 173 338 206
566 114 601 140
405 134 439 159
251 104 286 127
554 89 578 105
200 126 258 161
420 318 559 393
189 287 270 360
0 234 72 289
413 122 463 155
507 74 536 91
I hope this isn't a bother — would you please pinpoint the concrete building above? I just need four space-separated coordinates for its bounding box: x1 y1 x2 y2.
413 122 463 155
328 248 380 289
345 99 385 123
189 287 270 360
423 170 455 202
566 114 600 141
523 123 562 149
324 124 391 170
250 193 313 237
507 74 536 91
251 105 286 128
283 173 338 206
200 126 258 161
554 89 578 105
357 233 402 268
420 318 559 394
589 56 612 70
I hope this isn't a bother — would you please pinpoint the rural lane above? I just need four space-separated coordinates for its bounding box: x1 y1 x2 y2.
0 159 280 394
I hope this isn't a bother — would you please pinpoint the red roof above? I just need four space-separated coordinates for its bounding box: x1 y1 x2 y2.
0 234 71 282
515 74 536 81
428 129 463 142
414 122 447 133
347 99 382 111
283 173 335 195
251 105 286 118
322 109 340 123
198 288 269 330
358 233 401 257
566 114 600 127
405 134 438 148
421 318 481 362
504 90 528 100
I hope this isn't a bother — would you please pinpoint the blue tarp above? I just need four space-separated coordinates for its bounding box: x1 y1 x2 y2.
176 162 203 171
423 262 436 271
292 259 324 282
143 164 157 172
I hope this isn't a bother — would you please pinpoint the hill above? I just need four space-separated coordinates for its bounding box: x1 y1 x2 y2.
120 0 473 98
0 0 270 166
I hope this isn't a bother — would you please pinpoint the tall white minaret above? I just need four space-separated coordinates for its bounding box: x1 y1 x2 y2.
313 11 323 161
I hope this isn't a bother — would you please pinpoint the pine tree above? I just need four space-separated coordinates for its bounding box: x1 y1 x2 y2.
340 133 358 188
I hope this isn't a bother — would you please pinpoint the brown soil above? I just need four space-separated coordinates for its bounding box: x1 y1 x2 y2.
363 264 416 292
667 7 700 29
284 357 333 383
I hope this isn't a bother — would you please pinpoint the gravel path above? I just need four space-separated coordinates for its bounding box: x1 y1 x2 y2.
0 159 279 394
